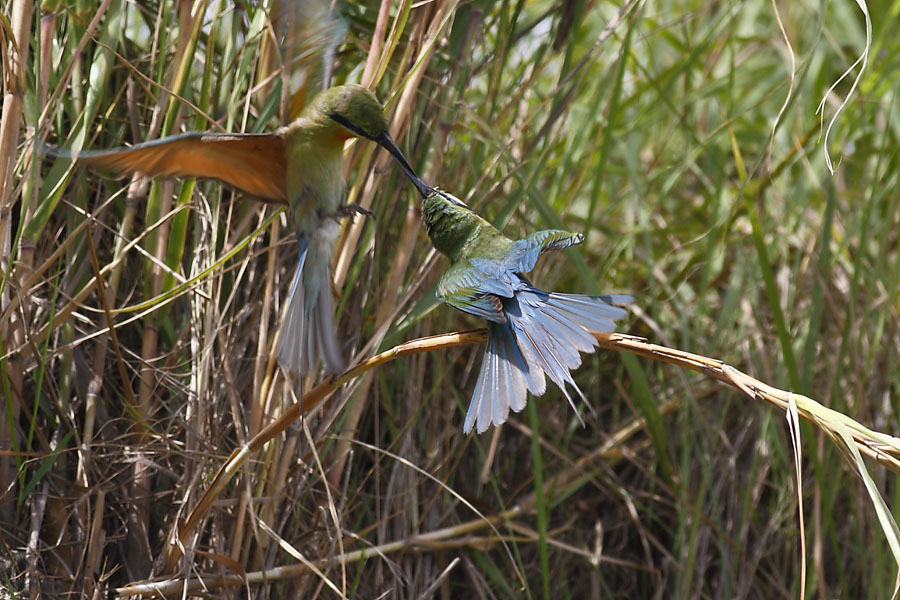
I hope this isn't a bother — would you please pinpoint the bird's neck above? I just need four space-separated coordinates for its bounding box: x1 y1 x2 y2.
422 194 497 262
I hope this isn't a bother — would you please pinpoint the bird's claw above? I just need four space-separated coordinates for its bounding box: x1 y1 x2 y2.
348 203 375 218
322 203 374 221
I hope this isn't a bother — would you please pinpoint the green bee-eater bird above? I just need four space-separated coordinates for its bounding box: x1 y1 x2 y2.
58 84 431 376
421 189 633 434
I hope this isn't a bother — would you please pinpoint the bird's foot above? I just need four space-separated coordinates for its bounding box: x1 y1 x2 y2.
347 203 374 218
323 203 374 222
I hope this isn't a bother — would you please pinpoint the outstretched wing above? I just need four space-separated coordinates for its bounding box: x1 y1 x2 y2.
54 132 289 204
506 229 584 274
436 259 523 324
264 0 345 122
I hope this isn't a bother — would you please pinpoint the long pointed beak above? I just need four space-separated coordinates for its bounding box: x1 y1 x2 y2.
376 132 434 198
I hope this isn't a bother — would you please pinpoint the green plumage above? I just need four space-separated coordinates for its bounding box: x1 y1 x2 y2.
422 191 513 262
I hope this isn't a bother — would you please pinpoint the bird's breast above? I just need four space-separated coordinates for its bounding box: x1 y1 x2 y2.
285 138 346 232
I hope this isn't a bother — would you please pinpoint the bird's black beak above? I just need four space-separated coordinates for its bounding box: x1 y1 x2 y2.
375 132 434 199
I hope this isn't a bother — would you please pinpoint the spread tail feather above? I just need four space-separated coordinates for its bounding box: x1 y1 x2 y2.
465 321 541 434
276 241 345 376
465 289 633 434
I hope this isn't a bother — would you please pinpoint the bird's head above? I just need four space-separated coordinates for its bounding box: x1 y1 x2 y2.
315 85 388 140
313 84 434 198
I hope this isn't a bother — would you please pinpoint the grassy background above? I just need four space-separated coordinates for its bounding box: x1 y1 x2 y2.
2 0 900 597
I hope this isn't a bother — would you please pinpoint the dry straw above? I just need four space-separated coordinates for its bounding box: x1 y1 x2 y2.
119 330 900 596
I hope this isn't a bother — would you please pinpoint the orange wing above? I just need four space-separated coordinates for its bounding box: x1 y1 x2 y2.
71 132 289 204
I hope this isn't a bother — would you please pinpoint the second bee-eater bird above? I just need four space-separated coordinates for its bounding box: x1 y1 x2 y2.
422 189 633 434
62 84 432 376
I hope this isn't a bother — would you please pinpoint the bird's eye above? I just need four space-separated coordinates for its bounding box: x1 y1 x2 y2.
329 113 368 138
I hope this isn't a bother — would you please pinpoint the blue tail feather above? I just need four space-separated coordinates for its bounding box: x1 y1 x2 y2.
513 291 584 379
465 286 632 433
276 238 345 376
544 293 630 333
465 322 535 434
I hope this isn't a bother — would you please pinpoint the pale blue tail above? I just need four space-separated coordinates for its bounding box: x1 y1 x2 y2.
276 239 345 375
464 290 632 434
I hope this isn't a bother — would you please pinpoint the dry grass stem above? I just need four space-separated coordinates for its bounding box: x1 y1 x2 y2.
156 330 900 590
